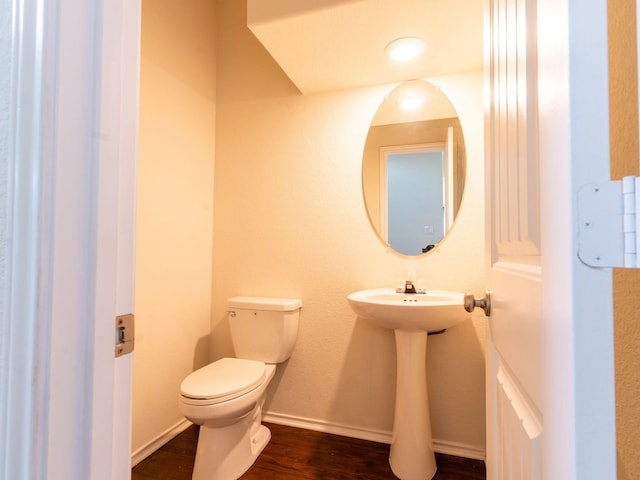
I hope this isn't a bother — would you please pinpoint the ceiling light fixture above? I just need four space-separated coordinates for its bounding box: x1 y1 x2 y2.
385 37 426 62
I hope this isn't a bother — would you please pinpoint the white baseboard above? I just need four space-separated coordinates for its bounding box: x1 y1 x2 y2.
131 419 193 467
263 411 486 461
262 411 393 444
432 439 486 461
131 413 485 466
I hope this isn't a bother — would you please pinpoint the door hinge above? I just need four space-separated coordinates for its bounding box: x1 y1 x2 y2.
578 176 640 268
115 314 135 357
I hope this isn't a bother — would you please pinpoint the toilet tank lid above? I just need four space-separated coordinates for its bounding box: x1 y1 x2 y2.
227 296 302 311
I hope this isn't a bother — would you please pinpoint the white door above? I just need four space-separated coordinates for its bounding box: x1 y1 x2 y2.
485 0 616 479
0 1 140 479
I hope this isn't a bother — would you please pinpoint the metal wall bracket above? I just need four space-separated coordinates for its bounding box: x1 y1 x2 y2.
577 176 640 268
115 314 135 357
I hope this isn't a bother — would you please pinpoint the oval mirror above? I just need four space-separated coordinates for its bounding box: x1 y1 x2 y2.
362 80 466 256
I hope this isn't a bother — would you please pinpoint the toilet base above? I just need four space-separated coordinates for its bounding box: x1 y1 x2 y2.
192 404 270 480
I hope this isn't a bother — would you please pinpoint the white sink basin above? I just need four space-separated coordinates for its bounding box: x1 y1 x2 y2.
347 288 469 332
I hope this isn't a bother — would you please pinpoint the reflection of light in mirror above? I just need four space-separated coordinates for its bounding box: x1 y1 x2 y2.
399 96 425 110
385 37 426 62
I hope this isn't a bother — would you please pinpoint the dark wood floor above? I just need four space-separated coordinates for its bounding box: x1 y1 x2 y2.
132 423 485 480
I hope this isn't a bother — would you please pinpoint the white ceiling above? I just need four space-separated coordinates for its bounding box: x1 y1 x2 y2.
247 0 484 94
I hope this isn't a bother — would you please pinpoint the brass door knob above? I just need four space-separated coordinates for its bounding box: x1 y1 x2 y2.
464 292 491 317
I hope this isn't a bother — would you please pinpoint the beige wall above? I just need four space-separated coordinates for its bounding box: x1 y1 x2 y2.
133 0 216 457
609 0 640 478
211 0 486 453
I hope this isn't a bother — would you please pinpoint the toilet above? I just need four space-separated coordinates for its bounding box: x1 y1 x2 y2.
179 296 302 480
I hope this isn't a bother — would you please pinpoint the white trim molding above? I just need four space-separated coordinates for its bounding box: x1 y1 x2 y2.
1 0 141 479
131 419 192 467
1 0 59 478
263 412 486 462
131 413 486 466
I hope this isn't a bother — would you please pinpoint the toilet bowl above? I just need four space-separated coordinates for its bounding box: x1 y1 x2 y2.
179 358 277 479
178 296 301 480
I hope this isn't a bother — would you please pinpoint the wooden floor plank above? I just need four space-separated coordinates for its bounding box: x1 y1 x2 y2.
132 423 485 479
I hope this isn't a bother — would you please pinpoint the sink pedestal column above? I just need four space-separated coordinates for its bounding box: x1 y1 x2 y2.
390 330 436 480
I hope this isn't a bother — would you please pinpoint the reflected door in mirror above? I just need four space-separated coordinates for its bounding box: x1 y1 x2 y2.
384 148 445 256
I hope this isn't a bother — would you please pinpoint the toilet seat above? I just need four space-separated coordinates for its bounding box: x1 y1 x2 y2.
180 358 266 405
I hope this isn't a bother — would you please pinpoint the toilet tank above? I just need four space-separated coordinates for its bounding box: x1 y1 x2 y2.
227 296 302 364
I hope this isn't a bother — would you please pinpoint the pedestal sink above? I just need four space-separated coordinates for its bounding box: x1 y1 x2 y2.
347 288 470 480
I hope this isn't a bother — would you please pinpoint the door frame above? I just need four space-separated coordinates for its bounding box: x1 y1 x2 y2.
0 0 140 478
537 0 616 477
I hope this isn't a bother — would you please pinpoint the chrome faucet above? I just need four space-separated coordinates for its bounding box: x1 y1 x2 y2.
404 280 417 294
397 280 424 294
